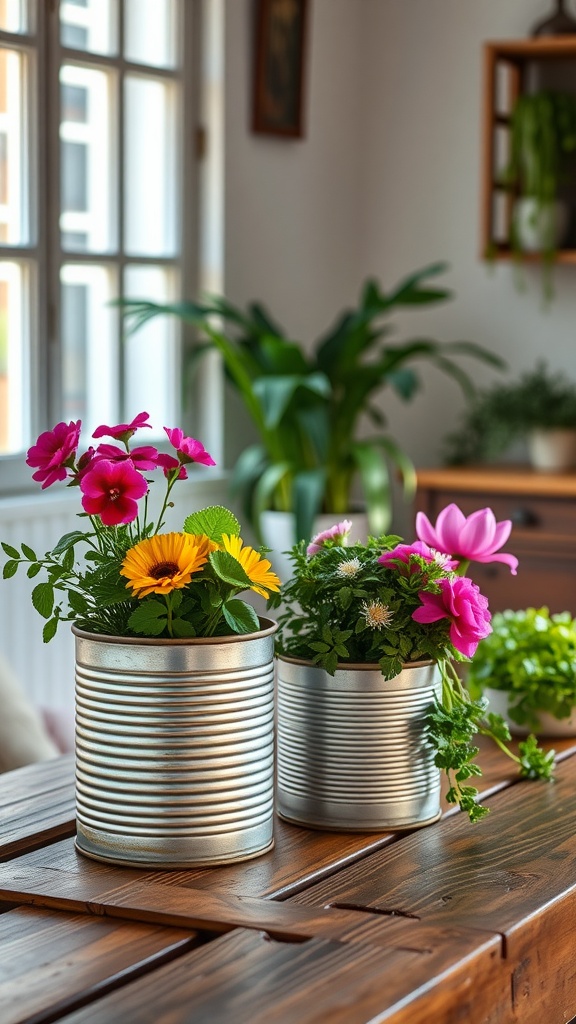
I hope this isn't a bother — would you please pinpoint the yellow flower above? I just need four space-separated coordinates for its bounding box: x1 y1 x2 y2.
221 534 281 599
121 532 215 598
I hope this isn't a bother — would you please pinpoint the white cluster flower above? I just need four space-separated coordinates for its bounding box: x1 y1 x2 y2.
336 557 361 578
361 599 394 630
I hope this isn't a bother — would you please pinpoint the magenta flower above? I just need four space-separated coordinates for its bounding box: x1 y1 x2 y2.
155 452 188 480
80 459 148 526
378 541 459 572
26 420 81 489
307 520 353 556
96 443 159 471
164 426 216 467
416 503 518 575
92 411 152 442
412 576 492 658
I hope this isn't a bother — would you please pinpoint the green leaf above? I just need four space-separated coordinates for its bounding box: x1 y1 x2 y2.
3 560 18 579
209 550 253 589
42 617 59 643
62 546 75 571
27 563 42 578
128 600 168 636
293 468 327 542
32 582 55 619
51 531 88 556
21 543 37 561
222 599 260 634
1 542 20 559
184 505 240 543
171 618 197 638
68 590 89 614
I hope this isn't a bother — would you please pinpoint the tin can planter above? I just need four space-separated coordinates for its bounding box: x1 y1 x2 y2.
73 618 277 868
277 656 442 831
485 687 576 738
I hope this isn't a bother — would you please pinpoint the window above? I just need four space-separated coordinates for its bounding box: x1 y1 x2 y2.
0 0 204 490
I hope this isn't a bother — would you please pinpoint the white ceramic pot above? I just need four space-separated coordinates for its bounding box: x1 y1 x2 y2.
485 686 576 737
260 510 369 587
528 428 576 473
513 198 569 253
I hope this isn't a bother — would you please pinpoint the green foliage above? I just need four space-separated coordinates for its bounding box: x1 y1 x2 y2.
118 264 504 540
502 90 576 206
468 606 576 730
184 505 240 543
444 362 576 464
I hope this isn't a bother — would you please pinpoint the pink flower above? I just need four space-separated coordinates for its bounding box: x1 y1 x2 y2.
155 453 188 480
96 443 159 471
307 520 353 556
164 426 216 467
80 460 148 526
416 503 518 575
92 411 152 442
378 541 459 572
26 420 81 489
412 576 492 658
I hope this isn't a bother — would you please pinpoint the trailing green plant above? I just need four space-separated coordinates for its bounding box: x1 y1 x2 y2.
468 607 576 730
118 263 504 542
503 90 576 209
444 362 576 464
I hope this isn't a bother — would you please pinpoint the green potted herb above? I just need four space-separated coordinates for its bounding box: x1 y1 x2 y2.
502 90 576 266
468 607 576 735
120 263 503 553
444 362 576 471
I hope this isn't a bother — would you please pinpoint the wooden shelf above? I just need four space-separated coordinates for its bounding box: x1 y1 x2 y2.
481 37 576 263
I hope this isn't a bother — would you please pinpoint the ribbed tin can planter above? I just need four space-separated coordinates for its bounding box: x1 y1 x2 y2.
73 618 277 868
277 656 442 831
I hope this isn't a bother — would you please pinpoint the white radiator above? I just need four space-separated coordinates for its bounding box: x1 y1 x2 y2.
0 475 228 714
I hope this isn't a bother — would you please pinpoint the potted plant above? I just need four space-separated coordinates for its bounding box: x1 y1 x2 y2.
2 413 281 868
468 606 576 736
119 263 503 550
269 504 554 830
501 90 576 267
444 362 576 471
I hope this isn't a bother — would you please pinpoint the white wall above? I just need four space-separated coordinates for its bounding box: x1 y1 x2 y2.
223 0 576 484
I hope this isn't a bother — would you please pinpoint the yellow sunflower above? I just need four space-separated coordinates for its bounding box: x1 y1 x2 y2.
221 534 281 599
121 532 215 598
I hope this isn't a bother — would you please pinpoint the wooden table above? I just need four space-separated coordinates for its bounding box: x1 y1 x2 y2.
2 740 576 1023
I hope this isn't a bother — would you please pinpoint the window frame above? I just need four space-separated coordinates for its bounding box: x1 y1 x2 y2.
0 0 206 495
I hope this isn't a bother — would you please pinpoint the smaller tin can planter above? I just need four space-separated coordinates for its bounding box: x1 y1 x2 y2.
73 618 277 868
277 656 441 831
485 687 576 738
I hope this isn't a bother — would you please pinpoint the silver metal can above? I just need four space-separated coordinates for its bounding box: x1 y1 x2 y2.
277 656 441 831
73 619 277 867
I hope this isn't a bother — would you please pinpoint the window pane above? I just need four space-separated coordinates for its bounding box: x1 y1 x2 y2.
0 0 29 33
124 0 178 69
61 264 118 432
0 47 30 245
60 0 118 57
0 262 29 455
60 65 116 253
124 76 177 256
123 265 178 432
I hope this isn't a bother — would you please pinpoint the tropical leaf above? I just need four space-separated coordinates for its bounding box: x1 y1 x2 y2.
292 468 327 542
350 441 392 536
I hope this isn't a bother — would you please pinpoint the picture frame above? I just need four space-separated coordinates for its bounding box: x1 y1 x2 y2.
252 0 308 138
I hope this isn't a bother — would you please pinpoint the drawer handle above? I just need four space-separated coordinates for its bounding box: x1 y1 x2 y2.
510 507 539 528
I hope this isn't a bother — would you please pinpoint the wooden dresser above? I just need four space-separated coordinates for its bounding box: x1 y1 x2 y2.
416 466 576 615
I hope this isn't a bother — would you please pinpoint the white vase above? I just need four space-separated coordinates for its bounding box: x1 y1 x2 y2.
528 428 576 472
260 509 369 587
485 687 576 737
513 198 570 253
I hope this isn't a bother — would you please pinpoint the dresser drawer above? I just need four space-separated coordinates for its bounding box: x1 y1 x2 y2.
420 490 576 542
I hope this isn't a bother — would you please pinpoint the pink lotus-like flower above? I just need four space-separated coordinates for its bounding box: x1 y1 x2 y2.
26 420 81 489
155 452 188 480
92 411 152 442
416 503 518 575
95 443 159 471
412 575 492 658
164 427 216 467
378 541 459 572
80 459 148 526
307 520 353 556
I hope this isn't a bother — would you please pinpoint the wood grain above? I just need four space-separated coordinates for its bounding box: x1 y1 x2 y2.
0 904 197 1024
0 754 75 859
40 925 505 1024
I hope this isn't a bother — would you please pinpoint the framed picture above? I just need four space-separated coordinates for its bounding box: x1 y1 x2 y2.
252 0 308 138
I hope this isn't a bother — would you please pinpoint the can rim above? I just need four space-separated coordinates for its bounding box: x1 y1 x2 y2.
72 617 278 646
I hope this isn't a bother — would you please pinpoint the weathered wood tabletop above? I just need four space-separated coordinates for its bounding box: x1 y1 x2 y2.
2 739 576 1023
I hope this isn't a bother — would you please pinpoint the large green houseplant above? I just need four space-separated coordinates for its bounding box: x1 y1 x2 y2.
120 263 503 542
